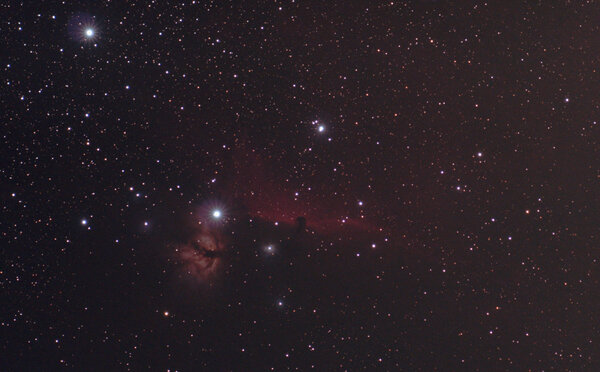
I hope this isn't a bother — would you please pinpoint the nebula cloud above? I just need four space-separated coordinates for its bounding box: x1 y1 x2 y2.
175 224 227 284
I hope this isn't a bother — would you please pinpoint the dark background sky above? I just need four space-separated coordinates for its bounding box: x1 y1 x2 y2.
3 1 600 370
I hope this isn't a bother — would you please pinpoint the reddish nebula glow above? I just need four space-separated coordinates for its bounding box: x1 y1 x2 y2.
228 141 379 236
175 225 226 283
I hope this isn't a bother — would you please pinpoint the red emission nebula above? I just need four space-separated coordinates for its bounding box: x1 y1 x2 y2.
175 140 384 283
227 141 380 236
175 224 227 283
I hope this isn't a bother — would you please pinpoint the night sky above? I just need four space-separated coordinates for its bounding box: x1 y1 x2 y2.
3 1 600 370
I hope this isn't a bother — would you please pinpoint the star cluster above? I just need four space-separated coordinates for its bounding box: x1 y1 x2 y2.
3 1 600 370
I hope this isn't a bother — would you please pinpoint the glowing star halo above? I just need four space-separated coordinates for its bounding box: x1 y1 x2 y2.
264 244 275 255
196 199 229 226
68 13 100 42
79 23 98 42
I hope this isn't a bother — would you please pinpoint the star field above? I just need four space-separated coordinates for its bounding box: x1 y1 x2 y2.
3 1 600 370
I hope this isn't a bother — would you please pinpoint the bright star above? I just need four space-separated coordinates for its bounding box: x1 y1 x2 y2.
318 125 325 132
84 28 94 38
212 209 222 219
81 219 87 225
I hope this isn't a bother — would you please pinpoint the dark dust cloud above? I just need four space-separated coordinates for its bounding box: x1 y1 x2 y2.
3 1 600 370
